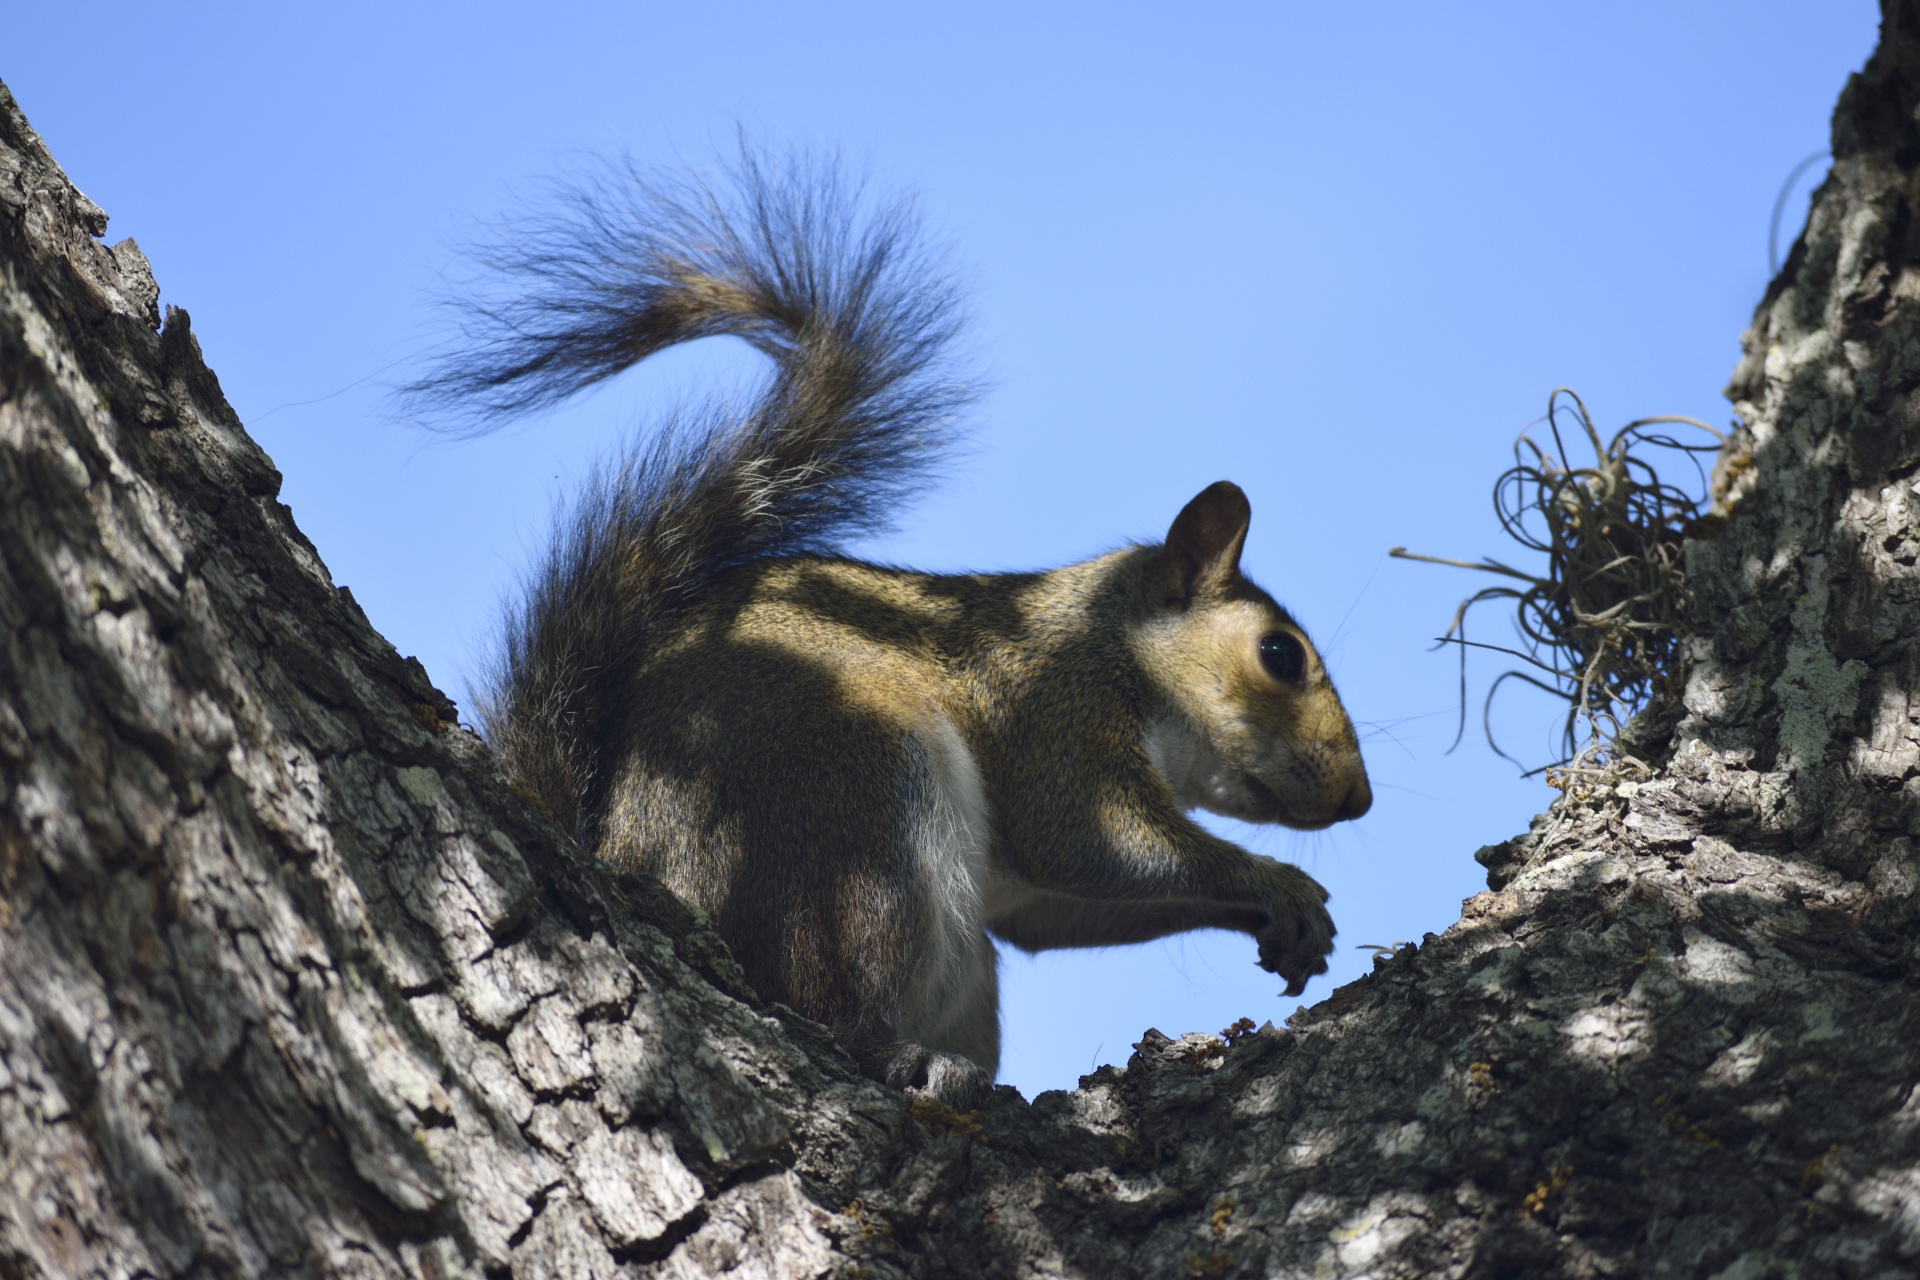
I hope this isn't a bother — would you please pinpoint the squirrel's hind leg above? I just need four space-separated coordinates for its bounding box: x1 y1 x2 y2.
877 714 999 1109
879 921 997 1110
612 631 1000 1106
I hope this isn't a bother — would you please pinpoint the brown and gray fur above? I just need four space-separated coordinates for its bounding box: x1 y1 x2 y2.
408 152 1372 1105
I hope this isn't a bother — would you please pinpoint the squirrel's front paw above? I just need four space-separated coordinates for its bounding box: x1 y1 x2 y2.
1255 894 1335 997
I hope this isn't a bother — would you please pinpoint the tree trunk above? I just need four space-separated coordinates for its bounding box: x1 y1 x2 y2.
6 3 1920 1275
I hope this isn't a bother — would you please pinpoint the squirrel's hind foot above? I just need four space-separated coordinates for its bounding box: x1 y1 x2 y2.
877 1042 992 1112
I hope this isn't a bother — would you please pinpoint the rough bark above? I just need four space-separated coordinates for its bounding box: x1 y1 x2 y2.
7 4 1920 1276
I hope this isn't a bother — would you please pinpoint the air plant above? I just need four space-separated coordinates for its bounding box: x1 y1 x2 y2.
1392 388 1722 778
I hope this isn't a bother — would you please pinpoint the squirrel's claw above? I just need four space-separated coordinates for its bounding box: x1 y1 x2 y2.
1255 899 1335 996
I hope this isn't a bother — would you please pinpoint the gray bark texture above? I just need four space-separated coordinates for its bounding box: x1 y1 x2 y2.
6 3 1920 1276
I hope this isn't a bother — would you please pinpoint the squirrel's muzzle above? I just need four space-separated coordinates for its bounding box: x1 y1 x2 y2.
1335 776 1373 822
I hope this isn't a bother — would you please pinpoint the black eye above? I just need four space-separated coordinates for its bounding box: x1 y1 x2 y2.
1259 631 1306 684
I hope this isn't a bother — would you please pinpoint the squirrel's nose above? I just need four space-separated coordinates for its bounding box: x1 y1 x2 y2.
1335 776 1372 821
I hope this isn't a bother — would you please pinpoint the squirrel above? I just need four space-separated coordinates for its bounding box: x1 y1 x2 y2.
407 151 1372 1107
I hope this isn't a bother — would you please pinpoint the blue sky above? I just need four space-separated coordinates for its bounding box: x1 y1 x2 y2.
8 2 1879 1097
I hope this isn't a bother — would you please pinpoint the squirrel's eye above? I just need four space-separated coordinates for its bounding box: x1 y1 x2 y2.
1258 631 1306 684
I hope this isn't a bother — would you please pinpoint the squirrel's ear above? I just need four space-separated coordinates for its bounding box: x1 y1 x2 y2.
1162 481 1251 606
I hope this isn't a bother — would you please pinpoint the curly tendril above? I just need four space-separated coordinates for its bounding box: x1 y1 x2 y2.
1391 388 1723 778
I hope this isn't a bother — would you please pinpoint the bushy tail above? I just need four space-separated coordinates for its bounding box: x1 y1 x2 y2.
403 150 977 840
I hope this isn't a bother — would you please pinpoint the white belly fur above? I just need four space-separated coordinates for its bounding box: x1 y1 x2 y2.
896 714 999 1070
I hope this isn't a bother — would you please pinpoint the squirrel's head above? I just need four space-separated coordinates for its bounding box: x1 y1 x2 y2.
1132 481 1372 831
